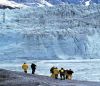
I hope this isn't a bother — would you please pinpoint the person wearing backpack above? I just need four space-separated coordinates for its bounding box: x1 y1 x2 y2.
59 68 65 80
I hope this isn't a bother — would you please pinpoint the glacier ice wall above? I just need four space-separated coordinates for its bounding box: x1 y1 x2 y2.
0 4 100 60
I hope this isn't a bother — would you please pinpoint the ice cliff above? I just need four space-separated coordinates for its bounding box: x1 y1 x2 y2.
0 3 100 60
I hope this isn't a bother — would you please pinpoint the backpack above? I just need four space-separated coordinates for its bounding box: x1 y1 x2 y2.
61 69 64 73
60 69 65 74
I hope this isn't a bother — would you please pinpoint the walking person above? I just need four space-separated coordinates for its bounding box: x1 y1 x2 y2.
22 63 28 73
59 68 65 80
31 63 36 74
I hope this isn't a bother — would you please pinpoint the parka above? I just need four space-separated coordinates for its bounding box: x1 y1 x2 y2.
22 63 28 71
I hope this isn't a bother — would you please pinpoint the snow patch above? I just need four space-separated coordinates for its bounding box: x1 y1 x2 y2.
0 0 27 8
35 0 53 7
85 0 91 6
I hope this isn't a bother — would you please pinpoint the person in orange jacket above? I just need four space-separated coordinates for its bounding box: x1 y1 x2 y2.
50 66 55 78
53 67 59 79
22 63 29 73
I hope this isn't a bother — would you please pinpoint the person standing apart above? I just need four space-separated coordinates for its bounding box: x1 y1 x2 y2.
31 63 36 74
22 63 29 73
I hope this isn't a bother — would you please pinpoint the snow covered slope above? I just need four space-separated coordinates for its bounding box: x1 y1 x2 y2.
7 0 100 7
12 0 100 5
10 0 53 7
0 3 100 60
0 0 27 8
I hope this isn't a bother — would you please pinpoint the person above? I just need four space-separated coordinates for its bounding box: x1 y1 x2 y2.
65 69 68 79
31 63 36 74
50 66 55 78
53 67 59 79
22 63 28 73
50 66 55 74
59 68 65 80
66 69 74 80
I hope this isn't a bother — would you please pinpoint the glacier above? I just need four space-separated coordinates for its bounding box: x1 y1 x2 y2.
0 0 27 8
0 3 100 60
12 0 100 4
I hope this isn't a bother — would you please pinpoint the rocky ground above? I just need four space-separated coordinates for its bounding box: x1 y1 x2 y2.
0 69 100 86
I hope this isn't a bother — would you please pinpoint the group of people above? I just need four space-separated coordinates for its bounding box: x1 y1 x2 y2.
50 67 74 80
22 63 36 74
22 63 74 80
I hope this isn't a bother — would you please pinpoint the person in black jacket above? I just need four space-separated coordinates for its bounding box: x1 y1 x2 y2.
31 63 36 74
50 66 55 74
66 69 74 80
59 68 65 80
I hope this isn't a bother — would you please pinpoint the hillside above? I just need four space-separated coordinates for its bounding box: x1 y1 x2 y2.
0 69 100 86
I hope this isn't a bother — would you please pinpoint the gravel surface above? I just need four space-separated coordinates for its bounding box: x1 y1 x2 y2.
0 69 100 86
